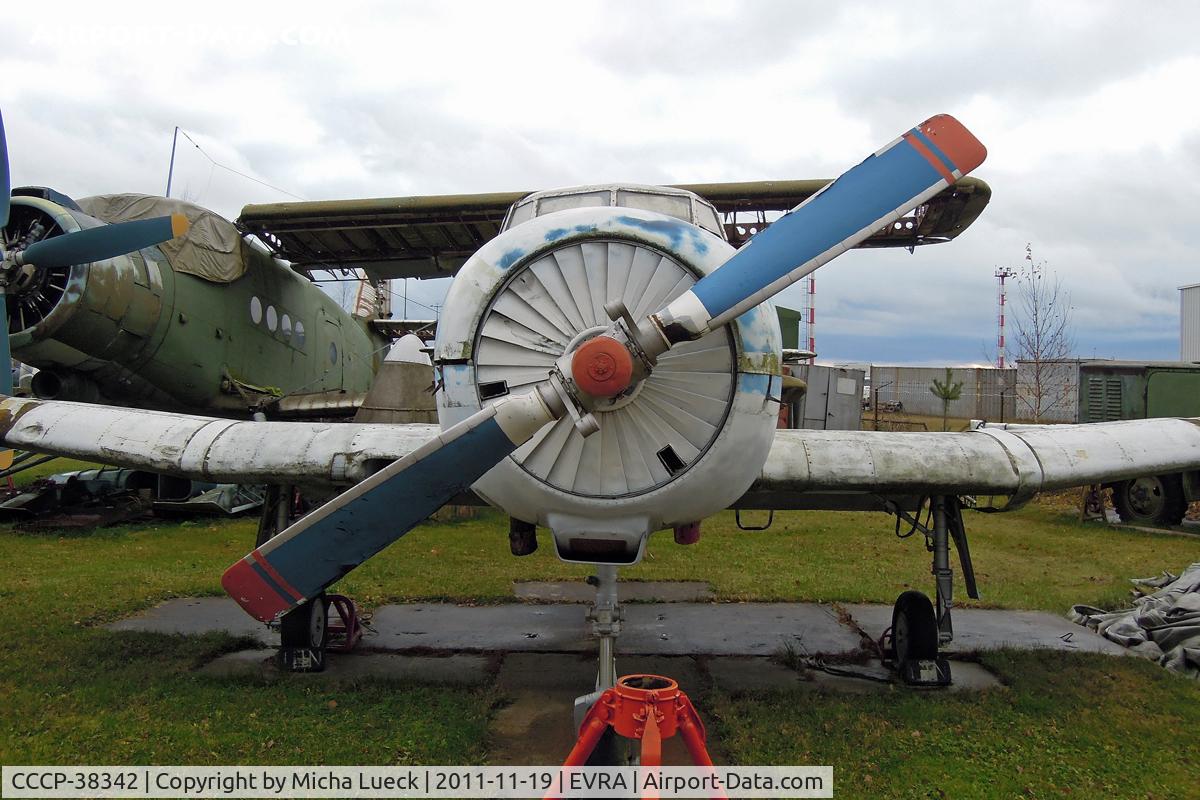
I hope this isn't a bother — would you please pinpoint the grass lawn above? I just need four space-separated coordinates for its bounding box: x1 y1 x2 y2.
0 516 493 765
2 499 1198 797
343 501 1200 614
863 410 977 432
711 648 1199 799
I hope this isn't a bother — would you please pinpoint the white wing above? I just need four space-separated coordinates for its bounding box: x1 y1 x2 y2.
3 396 1198 508
746 419 1200 508
0 396 438 486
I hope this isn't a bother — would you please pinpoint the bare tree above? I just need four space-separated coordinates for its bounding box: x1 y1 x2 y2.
1012 244 1076 421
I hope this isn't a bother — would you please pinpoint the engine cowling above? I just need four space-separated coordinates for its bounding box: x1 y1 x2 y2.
434 203 782 564
3 194 180 406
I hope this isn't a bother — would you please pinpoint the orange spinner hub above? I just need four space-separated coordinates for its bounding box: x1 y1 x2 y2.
571 335 634 398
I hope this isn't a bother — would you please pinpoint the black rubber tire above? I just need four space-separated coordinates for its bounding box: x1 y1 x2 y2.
891 590 938 664
1111 474 1187 527
280 595 328 650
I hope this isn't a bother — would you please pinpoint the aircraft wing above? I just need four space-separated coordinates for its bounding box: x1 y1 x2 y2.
676 177 991 247
236 178 990 283
238 191 527 282
3 396 1197 509
0 396 440 486
743 419 1200 509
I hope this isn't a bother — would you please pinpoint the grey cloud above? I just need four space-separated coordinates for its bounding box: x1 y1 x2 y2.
4 2 1198 365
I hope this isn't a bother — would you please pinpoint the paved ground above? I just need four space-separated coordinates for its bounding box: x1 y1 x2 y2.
113 583 1122 765
513 580 713 602
112 593 1127 658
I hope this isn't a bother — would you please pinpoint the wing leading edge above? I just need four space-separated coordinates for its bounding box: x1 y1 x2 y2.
3 396 1198 509
0 396 439 486
746 419 1200 508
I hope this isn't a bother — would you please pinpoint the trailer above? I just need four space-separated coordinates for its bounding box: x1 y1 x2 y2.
1076 361 1200 525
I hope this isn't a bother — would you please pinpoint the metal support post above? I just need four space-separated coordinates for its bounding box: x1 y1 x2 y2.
931 495 954 643
588 565 622 690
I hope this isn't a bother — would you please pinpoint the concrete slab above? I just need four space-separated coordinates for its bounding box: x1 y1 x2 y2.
199 649 490 685
496 652 596 692
706 657 805 693
108 597 274 644
843 604 1129 656
514 581 713 603
371 602 859 657
495 653 705 695
620 603 861 657
109 597 1128 661
371 604 592 652
799 659 1003 694
938 661 1005 692
803 662 892 695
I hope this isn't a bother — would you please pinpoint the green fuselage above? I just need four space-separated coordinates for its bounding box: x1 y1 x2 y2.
8 198 384 417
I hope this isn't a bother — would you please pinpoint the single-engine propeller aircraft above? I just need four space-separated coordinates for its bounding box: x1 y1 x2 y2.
4 111 1200 708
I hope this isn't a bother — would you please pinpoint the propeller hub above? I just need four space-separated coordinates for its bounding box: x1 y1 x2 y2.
571 335 634 398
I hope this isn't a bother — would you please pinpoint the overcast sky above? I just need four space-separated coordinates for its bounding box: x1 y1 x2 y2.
4 1 1198 365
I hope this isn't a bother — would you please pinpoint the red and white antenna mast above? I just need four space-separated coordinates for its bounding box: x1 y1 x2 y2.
994 267 1015 368
804 276 816 362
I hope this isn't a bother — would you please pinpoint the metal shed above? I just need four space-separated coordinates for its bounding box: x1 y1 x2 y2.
869 365 1016 421
1182 283 1200 362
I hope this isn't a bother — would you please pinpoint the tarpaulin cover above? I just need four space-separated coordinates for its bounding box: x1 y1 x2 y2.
76 194 246 283
1071 562 1200 678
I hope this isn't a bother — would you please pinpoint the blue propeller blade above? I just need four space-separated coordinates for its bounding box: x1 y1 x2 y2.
656 115 986 340
0 109 9 229
19 214 189 269
223 396 555 622
1 110 12 394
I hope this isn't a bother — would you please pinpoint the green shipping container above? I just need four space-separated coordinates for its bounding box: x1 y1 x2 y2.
1078 361 1200 422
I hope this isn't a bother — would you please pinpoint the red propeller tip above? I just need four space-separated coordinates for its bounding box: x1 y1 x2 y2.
919 114 987 175
221 557 294 623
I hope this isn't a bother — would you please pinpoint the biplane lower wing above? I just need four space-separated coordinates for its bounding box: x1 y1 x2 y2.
3 396 1196 509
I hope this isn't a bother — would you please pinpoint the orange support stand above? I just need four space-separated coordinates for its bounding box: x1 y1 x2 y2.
549 675 726 800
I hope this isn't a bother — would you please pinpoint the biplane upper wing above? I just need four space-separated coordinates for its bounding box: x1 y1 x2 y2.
237 191 528 282
3 395 1196 510
236 178 990 283
676 176 991 247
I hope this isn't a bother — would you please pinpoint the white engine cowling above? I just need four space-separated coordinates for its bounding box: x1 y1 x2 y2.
434 204 782 564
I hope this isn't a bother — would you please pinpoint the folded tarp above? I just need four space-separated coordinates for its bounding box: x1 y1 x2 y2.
76 194 246 283
1071 562 1200 678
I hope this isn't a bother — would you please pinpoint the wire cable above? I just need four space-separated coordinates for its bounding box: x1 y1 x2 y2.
175 128 307 201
